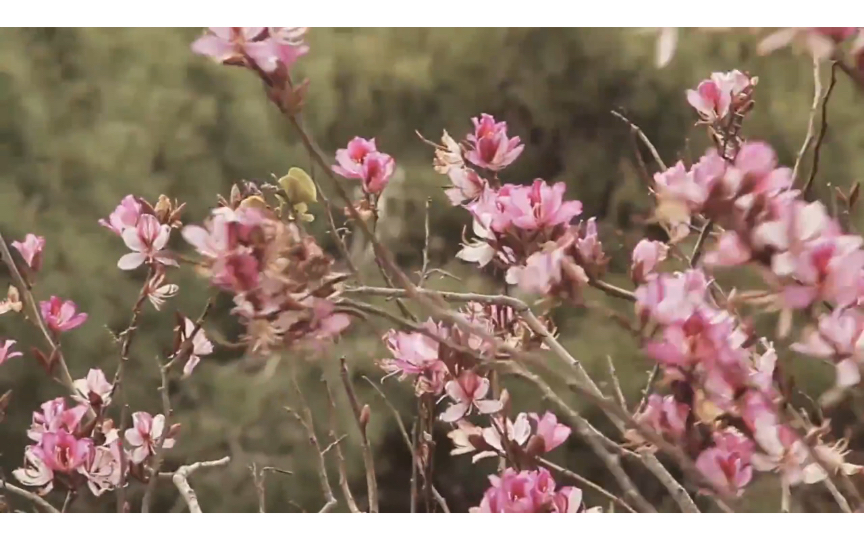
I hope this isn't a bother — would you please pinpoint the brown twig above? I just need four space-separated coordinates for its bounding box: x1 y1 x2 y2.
689 220 713 267
324 379 360 513
418 197 432 288
803 61 838 201
339 357 379 513
169 456 231 513
287 375 338 513
792 56 823 184
535 456 636 513
604 355 628 411
611 110 667 171
637 449 700 513
0 479 60 513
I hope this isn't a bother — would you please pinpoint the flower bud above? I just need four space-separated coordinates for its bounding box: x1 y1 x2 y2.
359 404 371 430
279 167 317 205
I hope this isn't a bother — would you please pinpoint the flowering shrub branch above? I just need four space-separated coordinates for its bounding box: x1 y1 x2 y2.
3 27 864 513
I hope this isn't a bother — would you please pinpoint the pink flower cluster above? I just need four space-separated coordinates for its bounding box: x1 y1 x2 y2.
191 27 308 73
472 467 593 513
101 195 178 271
332 137 396 196
448 411 571 463
183 189 350 354
13 370 179 497
686 70 755 124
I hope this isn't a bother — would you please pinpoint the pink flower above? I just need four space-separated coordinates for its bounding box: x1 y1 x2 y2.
333 137 378 179
529 411 571 452
633 394 689 441
360 151 395 195
40 296 88 333
72 368 113 408
27 397 88 443
380 327 441 378
13 447 54 494
635 269 710 325
439 371 503 422
191 27 281 72
145 269 179 311
182 212 230 259
432 130 465 175
465 114 524 171
695 429 754 496
631 239 668 283
507 246 572 295
99 195 142 236
118 214 176 270
11 234 45 272
472 467 586 513
759 28 858 60
180 317 214 377
39 430 93 473
504 180 583 231
791 307 864 388
703 231 752 267
479 413 532 459
268 27 309 70
686 70 753 122
0 339 22 366
125 412 175 464
750 416 818 486
445 167 487 206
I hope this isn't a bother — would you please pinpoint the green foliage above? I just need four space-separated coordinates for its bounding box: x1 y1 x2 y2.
0 28 861 513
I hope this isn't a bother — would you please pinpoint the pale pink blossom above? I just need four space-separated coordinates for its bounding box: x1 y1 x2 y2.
182 212 230 259
433 130 465 175
80 432 123 497
445 167 487 205
380 327 441 378
439 371 503 422
574 218 606 270
40 296 88 333
13 447 54 494
480 413 532 459
0 339 22 366
631 239 668 283
686 70 753 122
758 28 858 61
456 216 497 268
268 27 309 70
27 397 88 443
333 137 378 179
750 416 818 486
632 394 689 441
529 411 571 452
12 234 45 272
180 317 214 377
125 412 175 464
507 247 572 295
99 195 142 236
72 368 113 408
472 467 587 513
191 27 281 72
465 113 524 171
635 269 710 325
501 180 583 232
145 270 179 311
118 214 176 270
704 231 752 267
695 428 754 496
448 421 486 457
791 307 864 388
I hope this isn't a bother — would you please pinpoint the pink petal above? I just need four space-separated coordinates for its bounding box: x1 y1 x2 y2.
117 252 146 270
439 402 469 423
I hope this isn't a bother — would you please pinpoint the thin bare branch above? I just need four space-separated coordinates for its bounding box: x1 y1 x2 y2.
611 110 667 171
536 456 636 513
637 449 700 513
339 357 379 513
792 56 823 184
418 197 432 288
324 379 360 513
604 355 628 411
0 480 60 513
803 61 838 201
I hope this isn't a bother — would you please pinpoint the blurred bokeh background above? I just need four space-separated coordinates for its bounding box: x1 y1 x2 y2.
1 27 863 513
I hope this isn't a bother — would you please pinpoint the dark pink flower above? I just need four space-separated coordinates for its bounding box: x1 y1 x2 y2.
333 137 378 179
695 428 754 496
12 234 45 272
191 27 281 72
40 296 88 333
118 214 176 270
0 339 22 366
529 411 571 452
439 370 502 422
125 412 175 464
465 114 524 171
99 195 142 236
631 239 668 283
472 467 587 513
27 397 88 443
360 151 395 195
39 430 93 473
505 180 583 231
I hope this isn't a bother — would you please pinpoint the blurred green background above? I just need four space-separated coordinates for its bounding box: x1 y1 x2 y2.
1 28 863 513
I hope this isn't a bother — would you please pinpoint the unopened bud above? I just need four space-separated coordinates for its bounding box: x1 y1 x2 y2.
154 194 172 222
230 184 243 207
359 404 371 429
279 167 317 205
168 423 182 439
525 434 546 457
